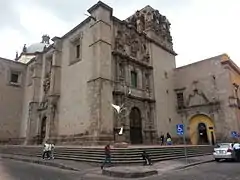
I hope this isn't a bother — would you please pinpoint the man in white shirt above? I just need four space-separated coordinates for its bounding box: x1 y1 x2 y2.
233 142 240 161
42 142 49 159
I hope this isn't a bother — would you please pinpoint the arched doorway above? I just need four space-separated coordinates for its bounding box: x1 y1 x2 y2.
129 107 143 144
39 116 47 144
198 123 209 144
189 114 215 145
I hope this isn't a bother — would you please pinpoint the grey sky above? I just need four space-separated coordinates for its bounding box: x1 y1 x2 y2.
0 0 239 67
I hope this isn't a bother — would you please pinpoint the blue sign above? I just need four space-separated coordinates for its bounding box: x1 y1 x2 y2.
231 131 238 138
177 124 184 135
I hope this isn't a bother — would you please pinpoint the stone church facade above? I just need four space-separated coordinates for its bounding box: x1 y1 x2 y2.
0 1 240 145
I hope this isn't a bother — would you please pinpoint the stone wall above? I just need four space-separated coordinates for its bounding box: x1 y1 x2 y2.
174 55 237 142
0 58 26 140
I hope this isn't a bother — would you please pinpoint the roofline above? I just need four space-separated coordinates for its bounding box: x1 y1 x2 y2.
221 59 240 75
175 54 226 70
0 57 26 66
61 17 91 39
87 1 113 16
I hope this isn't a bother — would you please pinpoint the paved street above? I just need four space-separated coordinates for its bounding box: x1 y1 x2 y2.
152 161 240 180
1 157 240 180
0 158 83 180
84 161 240 180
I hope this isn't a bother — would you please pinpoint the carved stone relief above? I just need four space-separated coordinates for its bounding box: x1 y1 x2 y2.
114 24 149 63
187 89 209 107
115 30 125 53
126 6 173 50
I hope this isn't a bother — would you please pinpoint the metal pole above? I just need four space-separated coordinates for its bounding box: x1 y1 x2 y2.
183 129 188 164
182 117 188 164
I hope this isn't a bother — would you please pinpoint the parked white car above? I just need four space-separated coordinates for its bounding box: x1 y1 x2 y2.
213 143 234 162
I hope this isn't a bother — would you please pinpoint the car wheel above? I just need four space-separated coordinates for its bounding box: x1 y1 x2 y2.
215 158 220 162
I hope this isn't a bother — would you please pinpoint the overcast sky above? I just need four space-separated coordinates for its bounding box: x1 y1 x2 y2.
0 0 239 67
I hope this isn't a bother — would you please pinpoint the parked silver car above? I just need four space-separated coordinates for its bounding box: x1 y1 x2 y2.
213 143 234 161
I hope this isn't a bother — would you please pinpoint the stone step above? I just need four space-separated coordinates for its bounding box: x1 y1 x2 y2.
0 145 213 164
1 148 211 156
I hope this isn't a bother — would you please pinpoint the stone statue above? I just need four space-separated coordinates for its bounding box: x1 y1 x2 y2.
15 52 19 61
43 73 51 93
124 30 132 46
161 16 171 31
154 10 161 24
42 35 50 44
22 44 27 53
129 16 137 29
130 39 139 57
145 11 153 29
115 30 125 52
136 11 145 33
140 37 147 54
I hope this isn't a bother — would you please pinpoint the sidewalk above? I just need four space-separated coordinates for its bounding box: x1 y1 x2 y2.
0 154 98 172
0 153 214 179
100 155 214 178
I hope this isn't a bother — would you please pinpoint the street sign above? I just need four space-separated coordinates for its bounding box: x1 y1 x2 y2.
176 124 184 135
231 131 237 138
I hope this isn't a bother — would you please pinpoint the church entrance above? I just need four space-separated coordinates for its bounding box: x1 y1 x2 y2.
189 114 215 145
198 123 209 144
39 116 47 144
129 107 143 144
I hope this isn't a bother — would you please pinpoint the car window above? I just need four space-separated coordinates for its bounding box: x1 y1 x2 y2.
217 144 230 148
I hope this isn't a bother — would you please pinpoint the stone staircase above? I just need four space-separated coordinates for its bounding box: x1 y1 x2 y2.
0 145 213 164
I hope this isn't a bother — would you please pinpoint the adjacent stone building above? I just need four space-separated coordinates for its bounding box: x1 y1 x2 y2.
174 54 240 145
0 1 239 145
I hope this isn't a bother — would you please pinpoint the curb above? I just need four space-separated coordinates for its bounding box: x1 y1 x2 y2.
177 159 215 170
0 155 80 172
102 167 158 178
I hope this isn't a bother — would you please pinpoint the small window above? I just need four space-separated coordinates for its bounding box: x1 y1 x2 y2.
119 63 124 77
145 73 150 89
76 44 80 59
177 92 185 109
131 71 137 88
10 73 19 83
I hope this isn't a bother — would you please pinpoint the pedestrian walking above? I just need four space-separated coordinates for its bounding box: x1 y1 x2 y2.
42 142 50 159
166 132 172 145
49 143 55 160
101 144 112 169
233 142 240 161
160 133 164 146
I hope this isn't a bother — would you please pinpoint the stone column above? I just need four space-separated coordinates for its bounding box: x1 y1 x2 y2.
25 55 43 144
47 44 62 142
87 3 114 144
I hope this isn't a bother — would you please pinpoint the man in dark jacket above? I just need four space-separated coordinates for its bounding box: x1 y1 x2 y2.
101 144 112 169
142 151 152 165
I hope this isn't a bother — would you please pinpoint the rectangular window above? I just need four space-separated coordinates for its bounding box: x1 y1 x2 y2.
177 92 185 109
76 44 80 59
69 32 83 66
10 73 19 83
131 71 137 88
